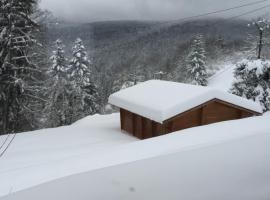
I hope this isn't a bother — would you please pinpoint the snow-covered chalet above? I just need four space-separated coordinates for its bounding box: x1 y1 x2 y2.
109 80 262 139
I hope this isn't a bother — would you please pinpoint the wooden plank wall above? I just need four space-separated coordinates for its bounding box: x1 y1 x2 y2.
120 109 133 134
120 109 163 139
167 109 201 132
165 100 254 133
202 102 241 125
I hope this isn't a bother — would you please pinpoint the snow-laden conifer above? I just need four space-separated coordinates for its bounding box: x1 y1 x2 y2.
50 40 67 76
231 59 270 112
44 39 72 127
68 38 99 122
186 35 208 86
0 0 44 133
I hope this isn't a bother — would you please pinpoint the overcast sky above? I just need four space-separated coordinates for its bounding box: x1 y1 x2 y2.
40 0 270 22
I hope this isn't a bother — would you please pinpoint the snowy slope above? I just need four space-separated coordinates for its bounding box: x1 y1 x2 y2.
0 113 270 199
208 64 235 92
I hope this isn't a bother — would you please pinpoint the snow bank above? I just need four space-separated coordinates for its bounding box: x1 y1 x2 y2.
0 114 270 199
109 80 262 123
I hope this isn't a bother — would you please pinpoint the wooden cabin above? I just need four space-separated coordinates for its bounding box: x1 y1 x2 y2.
109 80 262 140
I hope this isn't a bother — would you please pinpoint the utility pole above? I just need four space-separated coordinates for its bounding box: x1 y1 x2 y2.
249 18 270 59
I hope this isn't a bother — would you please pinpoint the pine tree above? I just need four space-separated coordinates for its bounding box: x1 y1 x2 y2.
231 60 259 99
68 38 99 122
69 38 90 86
0 0 44 134
50 40 67 76
44 39 71 127
261 62 270 111
231 59 270 112
186 35 208 86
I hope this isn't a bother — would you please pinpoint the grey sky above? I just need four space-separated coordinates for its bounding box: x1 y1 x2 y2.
40 0 270 22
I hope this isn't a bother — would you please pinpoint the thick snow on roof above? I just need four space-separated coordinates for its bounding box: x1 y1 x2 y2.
109 80 262 123
1 114 270 200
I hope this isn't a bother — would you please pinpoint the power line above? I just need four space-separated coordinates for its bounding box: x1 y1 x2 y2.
168 0 269 24
211 3 270 26
147 0 269 28
96 0 270 54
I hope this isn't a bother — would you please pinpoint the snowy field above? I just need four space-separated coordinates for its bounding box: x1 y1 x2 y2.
0 112 270 200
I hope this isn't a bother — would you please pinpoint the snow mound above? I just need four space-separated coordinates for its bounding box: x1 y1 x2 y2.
109 80 262 123
1 114 270 200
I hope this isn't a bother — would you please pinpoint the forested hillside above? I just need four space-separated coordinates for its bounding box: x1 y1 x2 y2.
47 19 254 75
45 19 261 106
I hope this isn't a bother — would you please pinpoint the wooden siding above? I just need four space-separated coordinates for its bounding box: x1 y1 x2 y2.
120 99 258 140
120 109 133 134
120 109 159 139
142 116 153 139
134 115 143 139
202 102 242 125
168 108 202 133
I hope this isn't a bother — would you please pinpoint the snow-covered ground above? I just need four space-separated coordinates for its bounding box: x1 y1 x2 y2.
0 114 138 197
208 64 235 92
0 112 270 200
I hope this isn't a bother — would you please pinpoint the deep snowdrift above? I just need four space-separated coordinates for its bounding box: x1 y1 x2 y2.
0 114 137 196
0 113 270 200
